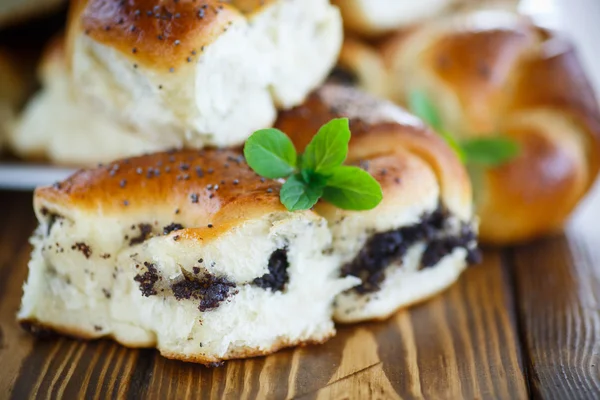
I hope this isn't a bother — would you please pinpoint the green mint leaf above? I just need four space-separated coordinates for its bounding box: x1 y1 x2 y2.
280 174 323 211
244 128 297 179
301 168 329 188
321 166 383 211
439 130 466 163
301 118 351 174
461 137 520 166
408 90 442 131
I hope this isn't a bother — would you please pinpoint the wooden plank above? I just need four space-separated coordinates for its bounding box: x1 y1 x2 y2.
0 191 527 399
509 184 600 400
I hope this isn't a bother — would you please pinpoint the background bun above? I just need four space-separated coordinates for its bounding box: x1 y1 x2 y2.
66 0 342 148
9 35 173 165
333 10 600 244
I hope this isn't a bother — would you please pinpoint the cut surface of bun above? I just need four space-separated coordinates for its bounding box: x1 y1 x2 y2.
18 149 356 364
276 84 478 323
66 0 342 148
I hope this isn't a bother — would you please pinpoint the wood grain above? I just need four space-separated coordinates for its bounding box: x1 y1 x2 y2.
508 184 600 400
0 189 527 400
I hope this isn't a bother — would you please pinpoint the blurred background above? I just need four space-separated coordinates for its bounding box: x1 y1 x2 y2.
522 0 600 93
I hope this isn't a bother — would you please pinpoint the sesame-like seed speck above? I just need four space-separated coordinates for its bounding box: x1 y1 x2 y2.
233 179 239 185
208 224 213 228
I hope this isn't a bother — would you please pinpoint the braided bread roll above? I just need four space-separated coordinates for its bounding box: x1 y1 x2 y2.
18 149 356 365
333 10 600 244
276 84 479 322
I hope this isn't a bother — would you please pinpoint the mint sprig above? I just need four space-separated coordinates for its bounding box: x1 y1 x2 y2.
244 118 383 212
408 90 520 167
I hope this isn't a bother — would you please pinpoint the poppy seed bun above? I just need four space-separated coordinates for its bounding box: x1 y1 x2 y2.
333 10 600 244
276 85 478 323
66 0 342 148
10 36 169 165
18 149 357 365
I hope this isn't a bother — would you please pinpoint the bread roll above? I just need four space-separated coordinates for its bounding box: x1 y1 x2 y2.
66 0 342 148
276 85 479 323
333 10 600 244
18 149 356 364
10 36 172 165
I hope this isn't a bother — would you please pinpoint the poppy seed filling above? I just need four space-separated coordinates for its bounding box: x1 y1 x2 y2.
341 208 480 294
253 249 290 292
132 249 290 312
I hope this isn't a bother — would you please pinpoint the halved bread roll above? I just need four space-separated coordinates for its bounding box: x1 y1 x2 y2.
66 0 342 148
276 84 479 323
18 149 356 364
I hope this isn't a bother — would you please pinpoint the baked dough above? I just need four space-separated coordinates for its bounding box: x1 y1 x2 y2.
67 0 342 148
18 149 357 365
9 36 173 165
332 10 600 244
276 84 479 323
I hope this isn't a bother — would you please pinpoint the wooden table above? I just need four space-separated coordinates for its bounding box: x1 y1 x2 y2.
1 186 599 400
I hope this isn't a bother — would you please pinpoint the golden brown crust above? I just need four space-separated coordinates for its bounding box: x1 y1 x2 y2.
34 149 285 242
70 0 245 70
508 40 600 178
275 85 473 220
341 10 600 243
160 333 334 366
20 318 334 366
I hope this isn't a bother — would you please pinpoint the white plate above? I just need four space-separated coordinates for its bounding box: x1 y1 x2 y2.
0 163 76 190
